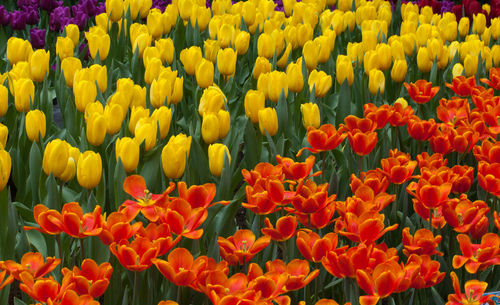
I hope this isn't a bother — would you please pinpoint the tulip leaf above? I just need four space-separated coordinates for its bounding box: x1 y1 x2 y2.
44 173 59 210
277 89 288 137
429 58 438 84
29 141 42 205
96 170 106 207
431 287 445 305
336 80 351 126
244 119 260 168
139 147 162 192
217 149 232 201
13 298 27 305
25 229 47 258
265 130 277 160
0 188 8 255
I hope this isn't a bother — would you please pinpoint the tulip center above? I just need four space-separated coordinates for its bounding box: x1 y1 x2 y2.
138 190 155 207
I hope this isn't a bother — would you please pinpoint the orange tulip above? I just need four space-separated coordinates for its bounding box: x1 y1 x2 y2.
159 197 207 239
296 229 345 263
452 233 500 274
1 252 60 281
261 216 297 241
402 228 443 257
23 204 64 235
19 272 73 304
445 75 477 97
343 115 377 133
135 223 178 256
388 101 414 127
477 161 500 197
356 260 407 304
378 149 416 184
407 117 437 141
447 272 493 305
177 181 229 209
436 97 470 124
406 178 452 211
297 124 347 156
350 170 389 195
480 67 500 90
338 211 398 244
109 236 160 271
217 230 271 265
153 247 208 287
347 130 378 156
98 212 141 245
363 103 391 130
61 259 113 298
442 194 490 240
276 155 316 180
403 80 440 104
405 254 445 289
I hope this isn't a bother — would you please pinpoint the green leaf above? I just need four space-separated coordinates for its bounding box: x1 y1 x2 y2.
337 80 351 126
29 142 42 205
25 230 47 257
45 173 59 210
276 89 288 138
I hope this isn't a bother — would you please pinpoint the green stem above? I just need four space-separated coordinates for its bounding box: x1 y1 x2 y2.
79 238 86 261
133 271 139 305
55 235 63 263
177 284 182 305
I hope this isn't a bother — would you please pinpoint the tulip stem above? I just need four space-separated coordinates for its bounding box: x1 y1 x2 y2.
133 271 139 305
59 181 64 207
79 238 85 261
55 235 63 263
177 284 182 305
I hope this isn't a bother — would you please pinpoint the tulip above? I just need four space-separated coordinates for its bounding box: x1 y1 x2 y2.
132 32 152 58
86 112 107 146
217 48 237 76
201 113 220 144
267 71 288 103
0 149 11 192
106 0 124 22
244 90 265 123
404 80 439 104
235 31 250 55
391 59 407 82
203 39 220 63
363 50 379 75
198 85 226 116
217 109 230 139
368 69 385 96
134 117 157 151
104 103 125 135
301 103 320 129
464 54 478 77
13 78 35 113
89 64 108 93
162 134 192 179
29 49 50 82
7 37 33 65
217 229 270 265
180 46 202 76
65 24 80 47
303 40 320 71
85 28 111 61
61 57 82 88
74 80 97 113
151 106 172 139
108 91 130 115
115 137 140 173
147 8 164 39
217 23 236 49
417 47 432 73
77 151 102 189
129 106 150 134
144 57 163 85
0 85 8 117
155 38 174 65
308 70 332 98
59 146 79 182
195 58 214 88
43 139 70 178
25 110 46 142
0 124 7 149
258 107 278 136
297 23 314 47
253 56 272 80
336 56 354 86
56 37 74 60
458 17 470 38
286 61 304 93
316 35 333 63
257 33 275 59
208 143 230 177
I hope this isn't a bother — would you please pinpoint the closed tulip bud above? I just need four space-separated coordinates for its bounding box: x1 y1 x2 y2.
244 90 265 123
171 77 184 105
443 21 458 42
257 33 275 59
268 71 288 103
151 106 172 139
257 72 270 101
86 112 107 146
401 33 417 56
391 59 407 82
7 37 33 65
376 43 392 71
14 78 35 112
106 0 124 22
180 46 202 76
217 48 237 76
147 9 164 39
139 0 152 18
43 139 70 177
65 24 80 47
198 85 226 116
61 57 82 88
464 54 478 77
190 5 211 32
77 151 102 189
74 80 97 113
336 56 354 86
155 38 174 65
25 110 46 142
300 102 320 128
390 40 405 61
452 63 464 78
459 17 470 37
128 84 146 108
277 43 292 69
162 134 192 179
258 107 278 136
417 47 433 73
104 103 125 135
129 106 150 134
0 124 8 149
85 29 110 61
201 112 220 144
84 101 104 121
368 69 385 95
195 58 214 89
363 50 379 75
472 13 486 35
143 46 161 68
178 0 193 21
29 49 50 82
60 146 78 181
132 33 152 58
315 36 332 64
56 37 74 60
208 143 230 177
0 85 8 117
253 56 271 80
216 24 234 49
89 64 107 93
135 117 157 151
302 40 320 71
218 109 231 139
0 149 11 191
362 30 377 51
297 23 313 48
204 39 220 63
234 31 249 56
308 70 332 98
144 58 163 85
115 137 140 172
286 62 304 93
242 1 256 25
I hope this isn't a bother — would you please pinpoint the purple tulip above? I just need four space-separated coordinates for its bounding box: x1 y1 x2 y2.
49 6 70 31
26 7 40 25
0 6 10 26
40 0 61 11
30 28 46 49
10 10 27 30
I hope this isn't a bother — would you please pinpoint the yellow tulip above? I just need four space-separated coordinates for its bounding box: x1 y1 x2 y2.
363 50 379 75
132 33 152 58
89 64 108 93
0 149 11 191
139 0 152 18
85 28 111 61
77 151 102 189
308 70 332 98
235 31 250 55
315 35 332 64
135 117 157 151
13 78 35 113
390 39 405 61
86 112 107 146
25 110 46 142
204 39 220 63
391 59 407 83
417 47 433 73
244 90 265 124
84 101 104 121
208 143 230 177
180 46 203 76
198 85 226 116
217 48 237 76
131 84 147 108
147 8 164 39
129 106 150 134
452 63 464 78
218 23 236 49
108 91 130 115
190 5 211 32
0 124 8 149
196 58 214 88
257 33 275 59
65 24 80 47
464 54 478 77
74 80 97 113
362 30 377 51
267 71 288 103
143 46 161 68
296 23 313 48
29 49 50 82
286 61 304 93
201 112 220 144
472 13 486 35
257 73 270 101
458 17 470 37
253 56 272 80
178 0 193 21
162 134 192 179
61 57 82 88
302 40 320 71
7 37 33 65
0 85 8 117
56 37 74 60
336 55 354 86
218 109 230 139
155 38 175 65
368 69 385 95
104 103 125 135
376 43 392 71
151 106 172 139
277 43 292 69
258 107 278 136
115 137 140 173
300 102 320 129
242 1 256 25
43 139 70 178
106 0 124 22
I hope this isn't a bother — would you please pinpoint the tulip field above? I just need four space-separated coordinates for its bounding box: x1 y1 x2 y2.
1 0 500 304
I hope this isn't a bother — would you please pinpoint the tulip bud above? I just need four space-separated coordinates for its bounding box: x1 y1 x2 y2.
253 56 272 80
139 0 152 18
115 137 140 173
74 80 97 113
13 78 35 113
77 151 102 189
147 8 164 39
464 54 478 77
144 57 163 85
368 69 385 95
452 63 464 78
7 37 33 65
29 49 50 82
208 143 230 177
59 147 79 182
217 109 230 139
25 110 46 142
201 113 220 144
242 1 256 25
0 149 11 191
296 23 313 48
257 33 275 59
135 117 157 151
43 139 70 178
162 134 192 179
104 103 125 135
217 23 236 49
258 107 278 136
308 70 332 98
129 106 150 134
85 28 111 61
204 39 220 63
132 33 152 58
86 112 107 146
65 24 80 47
217 48 237 76
198 85 226 116
300 102 320 128
267 71 288 103
155 38 175 65
0 124 8 149
336 56 354 86
0 85 8 117
61 57 82 88
417 47 432 73
235 31 250 55
286 62 304 93
244 90 265 124
196 58 214 88
151 106 172 139
56 37 74 61
106 0 124 22
472 13 486 35
391 59 408 82
84 101 104 121
458 17 470 37
180 46 203 76
376 43 392 71
89 64 108 94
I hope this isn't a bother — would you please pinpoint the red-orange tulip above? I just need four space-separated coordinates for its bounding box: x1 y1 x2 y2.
363 104 391 130
276 155 317 180
217 230 271 265
442 194 490 240
405 254 445 289
159 197 207 239
19 271 74 304
338 212 398 244
23 204 64 235
135 223 178 256
378 149 416 184
404 80 440 104
153 248 208 288
350 170 389 195
343 115 377 133
296 229 345 263
445 75 477 97
177 181 229 209
388 102 414 127
436 98 470 124
477 161 500 197
356 260 407 304
480 67 500 90
407 117 437 141
297 124 347 156
109 236 160 271
452 233 500 274
402 228 443 257
98 211 141 245
447 272 493 305
261 216 297 241
61 259 113 298
347 130 377 156
1 252 60 281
